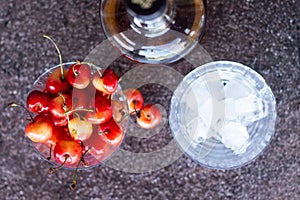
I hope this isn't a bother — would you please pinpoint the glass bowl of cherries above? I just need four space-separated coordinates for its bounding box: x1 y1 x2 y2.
23 61 129 173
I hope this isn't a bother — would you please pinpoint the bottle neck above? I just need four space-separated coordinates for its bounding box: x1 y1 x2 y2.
126 0 173 35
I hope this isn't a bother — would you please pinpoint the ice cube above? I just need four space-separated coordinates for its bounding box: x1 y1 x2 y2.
192 97 225 140
220 122 249 154
217 94 266 126
224 78 251 99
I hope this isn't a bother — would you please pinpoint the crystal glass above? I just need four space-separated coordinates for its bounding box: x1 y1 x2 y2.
169 61 277 169
29 62 128 170
100 0 207 64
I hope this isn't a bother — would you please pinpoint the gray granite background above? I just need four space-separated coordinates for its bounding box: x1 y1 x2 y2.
0 0 299 199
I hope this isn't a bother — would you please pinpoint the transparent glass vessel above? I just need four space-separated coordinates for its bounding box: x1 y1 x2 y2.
100 0 207 64
29 62 128 170
169 61 277 169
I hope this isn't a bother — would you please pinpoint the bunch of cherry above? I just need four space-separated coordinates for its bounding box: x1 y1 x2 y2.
10 36 162 190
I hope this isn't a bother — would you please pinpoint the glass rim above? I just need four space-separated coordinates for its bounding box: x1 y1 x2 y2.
169 60 277 170
28 62 129 170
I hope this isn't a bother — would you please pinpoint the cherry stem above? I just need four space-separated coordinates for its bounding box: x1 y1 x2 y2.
73 112 81 119
118 106 141 123
59 93 66 102
132 110 141 118
66 114 71 127
71 148 91 190
43 35 64 80
132 101 141 118
81 157 88 167
80 61 95 66
64 108 94 115
80 61 104 78
72 112 85 121
58 93 68 113
118 76 123 83
72 65 78 77
83 62 102 77
72 61 81 77
81 62 97 69
8 103 34 122
96 67 103 77
47 144 53 160
49 155 69 174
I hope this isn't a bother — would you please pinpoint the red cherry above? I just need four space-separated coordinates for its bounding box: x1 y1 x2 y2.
49 94 72 119
25 115 54 143
51 115 69 127
67 62 91 89
26 90 51 114
98 118 124 145
92 69 118 94
137 104 162 129
86 93 112 124
45 126 71 161
46 126 71 146
46 68 71 94
53 140 82 165
124 88 144 113
96 89 110 99
83 125 111 162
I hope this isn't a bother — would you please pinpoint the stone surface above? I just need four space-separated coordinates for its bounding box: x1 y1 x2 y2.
0 0 299 199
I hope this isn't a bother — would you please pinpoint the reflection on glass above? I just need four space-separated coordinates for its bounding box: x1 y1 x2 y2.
100 0 206 64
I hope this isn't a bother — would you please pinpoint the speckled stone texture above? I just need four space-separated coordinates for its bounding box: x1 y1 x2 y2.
0 0 299 199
